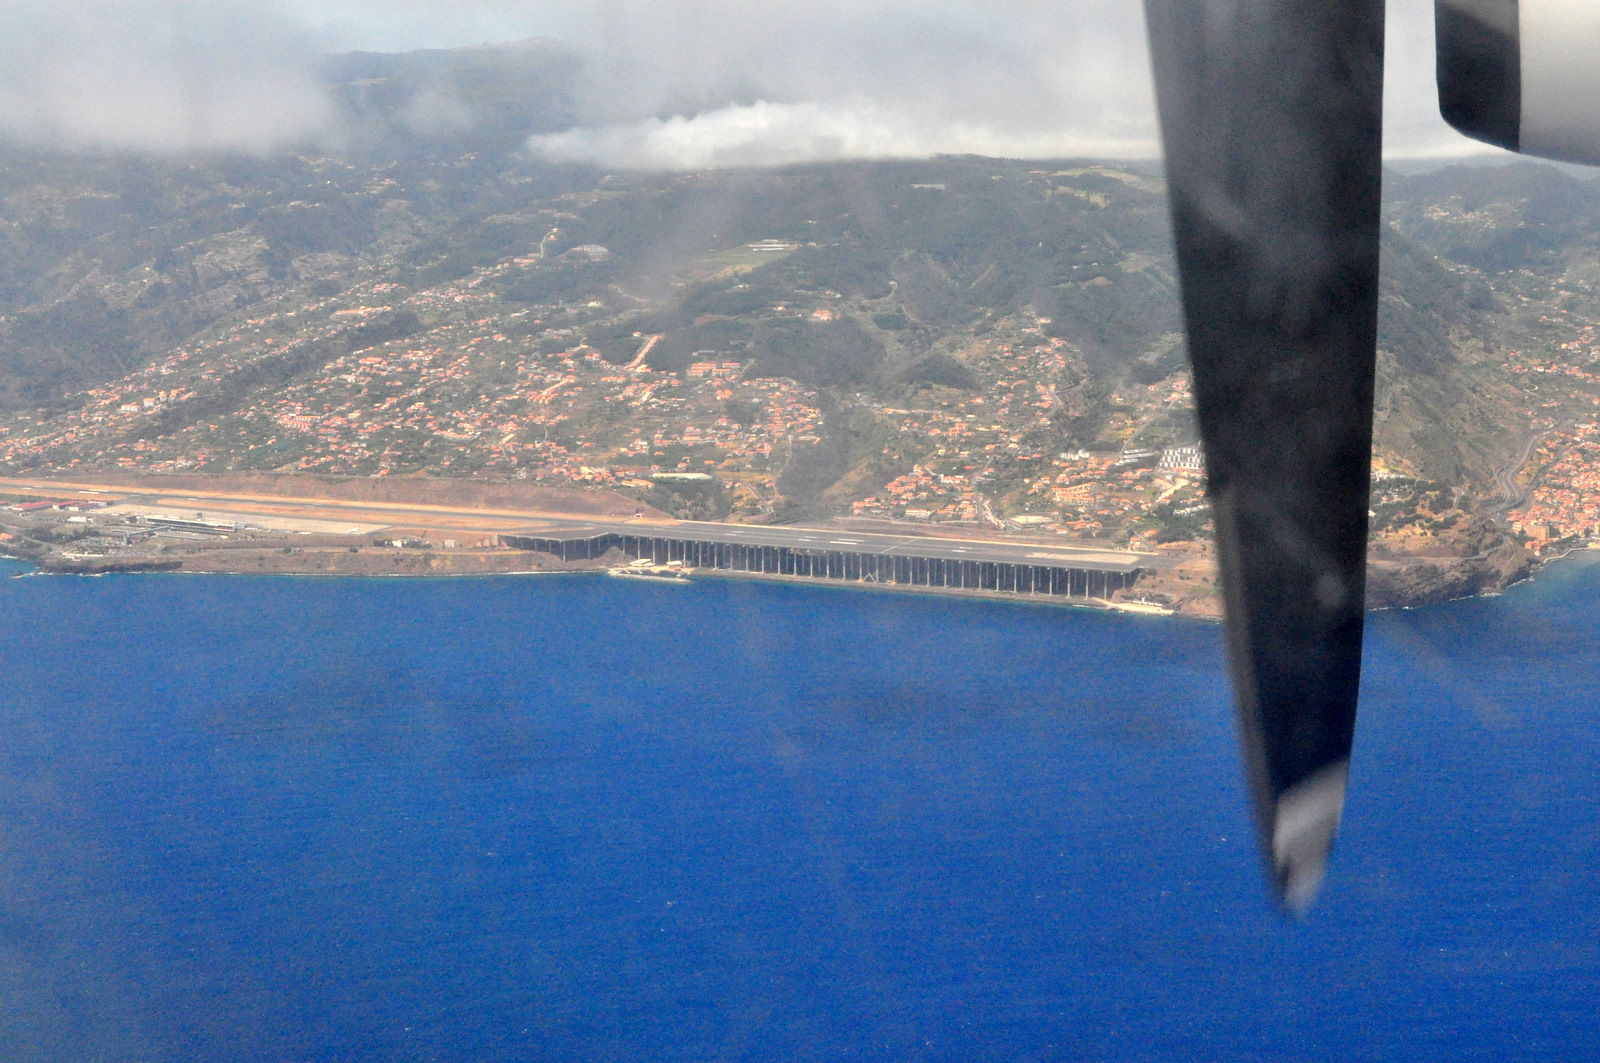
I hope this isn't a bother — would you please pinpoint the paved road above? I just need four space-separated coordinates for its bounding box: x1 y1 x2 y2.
1490 427 1551 515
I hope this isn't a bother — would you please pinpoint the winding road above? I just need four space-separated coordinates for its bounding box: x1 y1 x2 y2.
1490 427 1551 515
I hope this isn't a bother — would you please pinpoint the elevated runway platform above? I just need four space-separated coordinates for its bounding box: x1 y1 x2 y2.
504 518 1164 600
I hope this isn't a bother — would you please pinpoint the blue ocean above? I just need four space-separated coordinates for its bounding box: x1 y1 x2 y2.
1 555 1598 1062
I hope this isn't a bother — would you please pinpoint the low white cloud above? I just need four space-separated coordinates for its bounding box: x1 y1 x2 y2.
0 0 335 153
521 0 1159 169
524 0 1479 170
528 99 1157 170
0 0 1497 164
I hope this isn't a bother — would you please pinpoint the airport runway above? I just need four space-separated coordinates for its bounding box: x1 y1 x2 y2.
0 475 1165 571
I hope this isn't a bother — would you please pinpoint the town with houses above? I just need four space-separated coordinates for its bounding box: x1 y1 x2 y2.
1500 316 1600 550
0 247 1221 548
9 155 1600 601
8 232 1600 565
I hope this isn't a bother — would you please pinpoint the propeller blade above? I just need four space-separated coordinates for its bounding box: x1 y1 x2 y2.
1143 0 1386 912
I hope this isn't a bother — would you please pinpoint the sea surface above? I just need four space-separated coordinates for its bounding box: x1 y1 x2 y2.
1 556 1598 1062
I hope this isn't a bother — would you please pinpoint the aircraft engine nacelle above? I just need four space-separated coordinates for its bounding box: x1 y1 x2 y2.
1439 0 1600 165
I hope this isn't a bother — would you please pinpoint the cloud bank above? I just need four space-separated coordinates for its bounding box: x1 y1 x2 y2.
0 0 335 153
0 0 1489 165
527 99 1156 171
525 0 1160 166
521 0 1488 168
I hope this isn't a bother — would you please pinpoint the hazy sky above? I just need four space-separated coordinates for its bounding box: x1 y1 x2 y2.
0 0 1503 164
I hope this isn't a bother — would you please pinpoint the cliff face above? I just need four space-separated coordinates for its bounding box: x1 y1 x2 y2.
1367 548 1533 610
1365 525 1535 610
1132 516 1538 618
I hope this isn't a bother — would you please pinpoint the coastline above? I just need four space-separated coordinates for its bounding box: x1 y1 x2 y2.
0 472 1550 614
2 545 1176 614
5 537 1579 620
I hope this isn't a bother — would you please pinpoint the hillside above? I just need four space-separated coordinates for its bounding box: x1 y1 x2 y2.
5 66 1600 586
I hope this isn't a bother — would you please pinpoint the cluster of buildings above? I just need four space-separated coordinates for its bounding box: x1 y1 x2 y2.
1498 312 1600 547
2 497 106 514
0 278 1216 544
0 288 361 469
0 282 1220 543
1510 421 1600 546
849 321 1206 542
0 269 830 489
0 197 1226 548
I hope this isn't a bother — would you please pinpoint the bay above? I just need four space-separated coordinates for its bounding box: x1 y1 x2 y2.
0 554 1597 1061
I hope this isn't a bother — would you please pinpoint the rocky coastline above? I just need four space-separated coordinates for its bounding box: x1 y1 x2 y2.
2 521 1551 616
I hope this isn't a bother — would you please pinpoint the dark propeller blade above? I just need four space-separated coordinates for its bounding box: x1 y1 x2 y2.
1143 0 1386 912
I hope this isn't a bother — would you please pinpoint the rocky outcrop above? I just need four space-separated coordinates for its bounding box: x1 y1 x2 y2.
1366 539 1534 609
1135 518 1538 617
36 556 184 575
